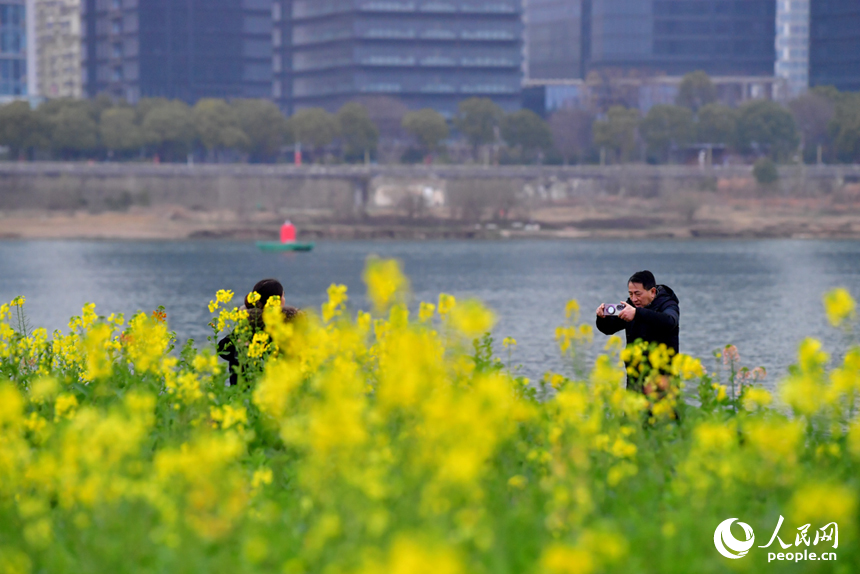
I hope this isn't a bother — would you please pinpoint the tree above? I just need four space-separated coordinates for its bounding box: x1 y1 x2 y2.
593 106 640 163
0 101 49 159
337 102 379 161
788 92 835 162
43 101 99 158
141 100 196 161
549 108 592 164
828 93 860 163
402 108 449 156
288 108 339 161
753 157 779 185
135 98 171 123
233 99 289 162
100 108 143 157
676 71 717 112
192 99 249 160
356 96 409 141
696 103 738 146
454 97 504 160
501 109 552 162
735 100 800 161
639 105 694 163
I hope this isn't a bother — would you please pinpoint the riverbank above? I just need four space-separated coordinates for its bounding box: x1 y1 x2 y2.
2 193 860 240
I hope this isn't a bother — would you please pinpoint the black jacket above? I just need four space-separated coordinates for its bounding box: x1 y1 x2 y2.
596 285 680 353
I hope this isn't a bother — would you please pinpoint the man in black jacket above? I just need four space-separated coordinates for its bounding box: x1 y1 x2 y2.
595 270 680 390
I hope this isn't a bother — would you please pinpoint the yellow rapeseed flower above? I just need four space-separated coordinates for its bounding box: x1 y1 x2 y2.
742 387 772 410
565 299 580 321
363 257 409 313
823 287 856 328
437 293 456 316
449 299 496 338
248 332 271 358
216 289 234 304
789 483 857 529
419 302 436 322
54 393 78 421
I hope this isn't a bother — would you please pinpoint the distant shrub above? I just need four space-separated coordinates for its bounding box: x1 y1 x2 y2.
753 157 779 185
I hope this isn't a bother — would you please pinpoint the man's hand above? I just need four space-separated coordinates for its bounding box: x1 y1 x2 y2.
596 303 605 318
618 303 636 322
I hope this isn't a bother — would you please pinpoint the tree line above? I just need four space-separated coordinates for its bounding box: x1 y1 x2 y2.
554 71 860 166
1 72 859 165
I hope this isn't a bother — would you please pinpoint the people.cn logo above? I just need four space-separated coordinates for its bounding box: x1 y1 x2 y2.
714 518 756 559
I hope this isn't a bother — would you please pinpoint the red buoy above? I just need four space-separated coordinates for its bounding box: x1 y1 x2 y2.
280 220 296 243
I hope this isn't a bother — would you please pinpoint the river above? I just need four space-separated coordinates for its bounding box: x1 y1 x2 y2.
1 239 858 390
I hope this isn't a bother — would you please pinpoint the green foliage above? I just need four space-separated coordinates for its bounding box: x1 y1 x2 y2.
827 92 860 163
593 106 640 163
696 103 737 145
41 100 100 157
0 101 48 159
501 109 552 160
753 157 779 185
676 71 717 112
454 97 504 153
402 108 449 155
788 92 835 161
192 99 249 154
735 100 800 161
288 108 339 152
140 100 196 161
1 277 859 573
232 99 290 162
336 102 379 161
639 104 694 163
100 108 143 155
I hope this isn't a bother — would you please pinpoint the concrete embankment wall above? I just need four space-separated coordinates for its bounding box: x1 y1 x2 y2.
0 163 858 217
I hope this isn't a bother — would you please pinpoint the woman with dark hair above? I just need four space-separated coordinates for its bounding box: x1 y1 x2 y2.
218 278 300 386
244 278 285 310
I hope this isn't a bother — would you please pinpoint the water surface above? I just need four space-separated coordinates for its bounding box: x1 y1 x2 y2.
1 239 858 389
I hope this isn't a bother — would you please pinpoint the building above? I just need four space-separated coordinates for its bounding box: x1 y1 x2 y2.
524 75 786 117
525 0 585 80
525 0 776 82
590 0 776 77
0 0 31 99
82 0 273 103
809 0 860 92
775 0 809 99
273 0 523 116
35 0 82 98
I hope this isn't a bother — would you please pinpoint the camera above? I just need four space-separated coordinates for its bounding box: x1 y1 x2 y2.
604 303 627 316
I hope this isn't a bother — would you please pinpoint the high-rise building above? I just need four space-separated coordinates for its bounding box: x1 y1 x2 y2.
82 0 273 103
525 0 776 82
35 0 82 98
590 0 775 77
525 0 584 80
0 0 30 98
775 0 809 98
273 0 523 116
809 0 860 92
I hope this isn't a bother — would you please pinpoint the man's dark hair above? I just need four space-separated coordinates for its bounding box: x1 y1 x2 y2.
245 278 284 309
628 270 656 290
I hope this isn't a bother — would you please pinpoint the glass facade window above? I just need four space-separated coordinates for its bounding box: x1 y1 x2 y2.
528 0 778 80
809 0 860 92
0 1 28 97
84 0 274 102
276 0 522 115
775 0 808 98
